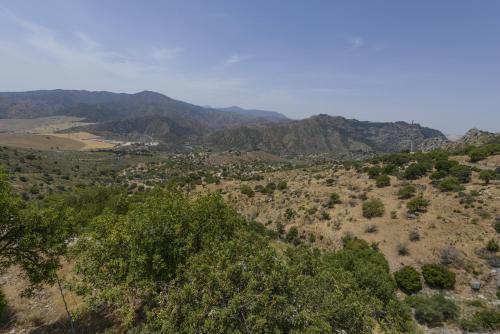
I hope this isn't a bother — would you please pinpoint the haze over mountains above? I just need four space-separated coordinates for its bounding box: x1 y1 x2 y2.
0 89 448 155
216 106 289 122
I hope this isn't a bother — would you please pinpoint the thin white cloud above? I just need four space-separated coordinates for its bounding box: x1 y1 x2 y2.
151 47 183 62
349 37 364 48
76 32 100 50
224 53 251 65
0 8 248 106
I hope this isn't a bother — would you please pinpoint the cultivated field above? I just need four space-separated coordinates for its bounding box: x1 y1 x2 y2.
0 116 88 133
0 117 117 150
0 133 86 150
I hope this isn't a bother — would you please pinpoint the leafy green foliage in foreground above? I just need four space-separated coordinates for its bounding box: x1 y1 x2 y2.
0 168 73 287
70 189 414 333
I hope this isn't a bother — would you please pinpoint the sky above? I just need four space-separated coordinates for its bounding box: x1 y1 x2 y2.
0 0 499 134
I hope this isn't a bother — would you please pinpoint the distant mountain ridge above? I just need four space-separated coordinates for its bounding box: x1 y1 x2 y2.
216 106 288 122
0 89 448 156
0 89 283 144
0 90 277 125
207 114 448 156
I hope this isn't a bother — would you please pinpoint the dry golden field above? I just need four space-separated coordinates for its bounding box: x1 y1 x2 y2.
0 117 116 151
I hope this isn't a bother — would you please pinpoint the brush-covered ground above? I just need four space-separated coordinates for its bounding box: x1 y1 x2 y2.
1 143 499 333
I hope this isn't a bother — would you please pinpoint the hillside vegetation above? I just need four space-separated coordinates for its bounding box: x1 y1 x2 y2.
0 134 499 333
0 167 415 333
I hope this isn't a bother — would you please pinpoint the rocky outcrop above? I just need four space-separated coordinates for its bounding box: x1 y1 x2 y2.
207 114 448 156
455 128 498 146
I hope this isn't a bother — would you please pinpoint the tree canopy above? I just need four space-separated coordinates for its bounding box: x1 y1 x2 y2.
0 168 73 287
69 188 414 333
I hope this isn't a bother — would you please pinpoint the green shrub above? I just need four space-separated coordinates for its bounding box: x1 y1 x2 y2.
286 226 299 243
461 308 500 332
330 193 340 203
263 182 276 194
469 147 488 162
434 159 458 172
398 184 416 199
429 170 447 180
403 163 428 180
437 176 463 192
487 239 499 252
324 192 341 208
449 165 472 183
240 185 255 197
362 199 385 218
378 152 412 166
277 180 288 190
382 164 397 175
375 175 390 188
29 184 40 194
367 166 382 178
479 170 497 184
406 294 458 327
394 266 422 294
407 197 430 213
422 264 456 289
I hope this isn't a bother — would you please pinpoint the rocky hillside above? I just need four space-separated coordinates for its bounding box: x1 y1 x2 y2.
453 128 499 146
207 114 448 156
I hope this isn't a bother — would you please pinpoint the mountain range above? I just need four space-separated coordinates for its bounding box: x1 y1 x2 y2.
207 114 447 155
0 89 448 155
216 106 288 122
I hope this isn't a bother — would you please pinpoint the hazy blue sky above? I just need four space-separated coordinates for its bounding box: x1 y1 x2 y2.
0 0 499 134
